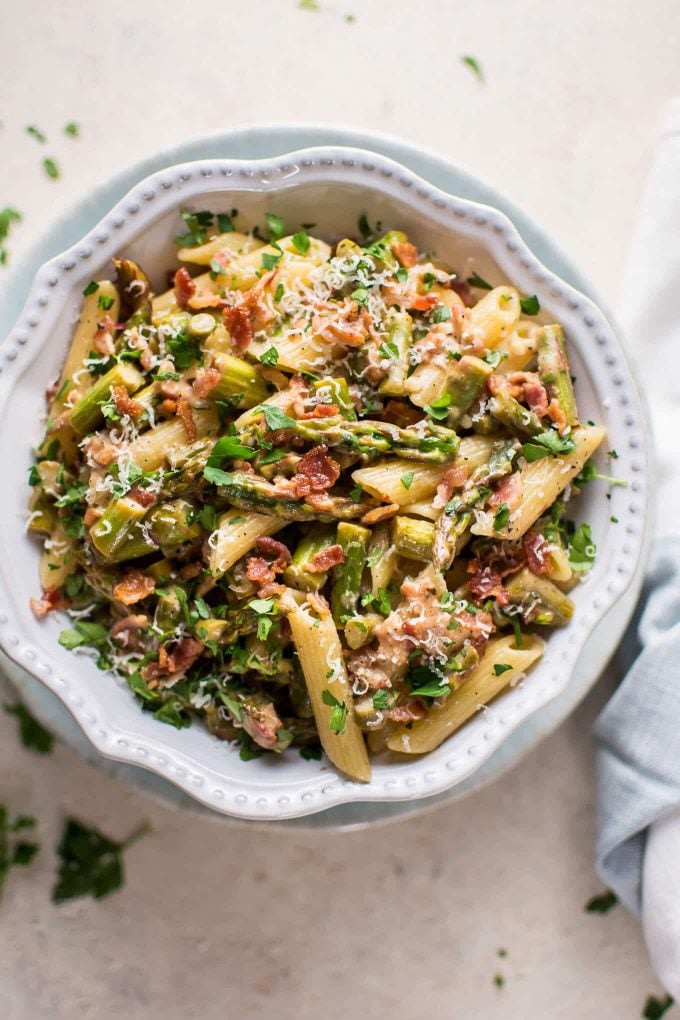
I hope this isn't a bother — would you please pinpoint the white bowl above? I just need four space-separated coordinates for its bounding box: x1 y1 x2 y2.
0 146 648 821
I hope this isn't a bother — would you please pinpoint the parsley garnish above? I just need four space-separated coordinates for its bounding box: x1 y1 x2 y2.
378 340 399 360
493 974 505 989
568 522 596 573
358 213 371 240
0 207 22 266
407 664 450 700
321 690 348 734
585 890 618 914
83 280 99 296
493 663 513 676
58 621 109 652
154 697 191 729
431 304 451 323
261 251 282 271
351 286 369 306
292 229 310 255
300 744 323 761
643 995 674 1020
203 466 233 487
484 350 507 369
493 502 510 532
64 122 80 138
259 347 279 366
261 404 297 431
274 282 284 303
574 459 627 487
265 212 285 240
43 158 60 180
206 434 256 468
522 430 576 461
466 271 492 290
372 690 390 710
52 817 149 904
400 471 415 490
174 209 213 248
4 703 54 753
519 294 540 315
424 393 452 420
97 293 114 311
26 125 46 143
461 55 484 81
0 807 39 898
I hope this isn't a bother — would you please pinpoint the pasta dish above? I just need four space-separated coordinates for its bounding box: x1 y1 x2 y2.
27 211 605 781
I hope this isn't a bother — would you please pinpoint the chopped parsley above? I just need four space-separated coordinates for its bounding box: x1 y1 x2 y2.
568 522 596 573
259 347 279 367
574 459 627 487
493 663 513 677
431 304 451 323
585 890 618 914
0 807 39 898
174 209 214 248
292 229 310 255
358 213 371 240
522 430 576 461
261 404 297 431
321 690 348 734
372 690 390 710
351 286 369 306
43 158 60 180
52 817 149 903
97 293 115 311
424 393 452 420
519 294 540 316
400 471 415 490
493 502 510 532
265 212 285 240
205 435 257 471
82 280 99 296
26 125 46 143
261 251 283 271
64 122 80 138
4 703 54 754
484 350 507 369
466 271 492 290
300 744 323 761
274 282 285 303
378 340 399 360
0 207 21 266
461 55 484 81
642 995 674 1020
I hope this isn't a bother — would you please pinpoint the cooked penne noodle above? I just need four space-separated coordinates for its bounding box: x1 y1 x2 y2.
288 602 371 782
471 425 606 540
386 634 545 754
54 281 120 408
466 286 521 346
177 231 262 266
208 509 284 577
129 409 218 471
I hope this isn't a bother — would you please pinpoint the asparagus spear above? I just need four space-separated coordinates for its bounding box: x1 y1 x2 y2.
312 377 357 420
432 439 518 571
283 525 337 591
211 470 371 522
331 522 370 625
89 496 156 561
488 389 545 439
69 363 145 437
210 352 271 407
538 325 579 427
113 258 153 328
392 515 434 563
240 415 460 463
379 311 413 397
444 356 494 425
146 499 202 550
504 567 574 626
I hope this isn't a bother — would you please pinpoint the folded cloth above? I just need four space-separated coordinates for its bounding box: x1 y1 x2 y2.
595 97 680 996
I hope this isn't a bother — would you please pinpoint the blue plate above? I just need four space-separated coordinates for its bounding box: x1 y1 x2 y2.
0 124 648 830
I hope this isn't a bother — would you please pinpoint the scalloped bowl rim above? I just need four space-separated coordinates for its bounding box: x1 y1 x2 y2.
0 146 648 820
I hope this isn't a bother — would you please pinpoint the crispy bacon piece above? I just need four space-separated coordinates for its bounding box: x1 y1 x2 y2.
242 699 284 751
246 557 278 586
29 589 62 619
256 536 292 564
111 385 142 419
467 565 509 605
113 569 156 606
187 292 230 312
175 396 197 442
157 398 177 418
391 241 418 268
82 434 119 467
257 581 287 600
381 400 422 428
489 472 522 511
223 305 254 353
111 614 148 647
312 300 370 347
174 267 196 310
386 699 428 723
433 465 469 509
308 544 345 572
292 445 340 496
409 293 440 312
128 486 156 508
179 561 203 580
241 270 277 333
298 403 340 419
523 530 551 575
93 314 116 355
361 503 400 525
546 398 568 434
507 371 549 416
192 366 222 399
83 507 103 526
141 637 205 682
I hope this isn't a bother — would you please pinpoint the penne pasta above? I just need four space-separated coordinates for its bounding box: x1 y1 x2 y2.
54 281 120 409
465 286 521 347
208 509 284 577
177 231 262 266
288 601 371 782
129 409 218 471
386 634 545 754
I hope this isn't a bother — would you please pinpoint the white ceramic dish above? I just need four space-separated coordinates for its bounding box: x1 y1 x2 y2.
0 145 648 821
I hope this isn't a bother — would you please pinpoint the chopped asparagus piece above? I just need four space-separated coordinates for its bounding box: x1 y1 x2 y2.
331 522 370 625
444 356 494 425
283 525 337 591
113 257 153 328
392 515 435 562
312 377 357 420
504 567 574 626
89 496 155 561
210 352 270 407
212 470 371 522
488 390 545 439
538 325 578 427
69 363 145 437
379 311 413 397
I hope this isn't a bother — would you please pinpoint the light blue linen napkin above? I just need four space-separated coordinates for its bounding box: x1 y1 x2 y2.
595 98 680 994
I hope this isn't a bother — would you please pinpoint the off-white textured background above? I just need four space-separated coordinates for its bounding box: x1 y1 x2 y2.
1 1 678 1017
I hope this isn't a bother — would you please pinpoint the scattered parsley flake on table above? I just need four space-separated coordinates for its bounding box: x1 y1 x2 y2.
64 122 80 137
43 158 60 180
0 806 39 899
4 703 54 753
642 994 674 1020
26 125 46 143
52 817 150 904
585 889 618 914
0 207 21 266
461 55 484 82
